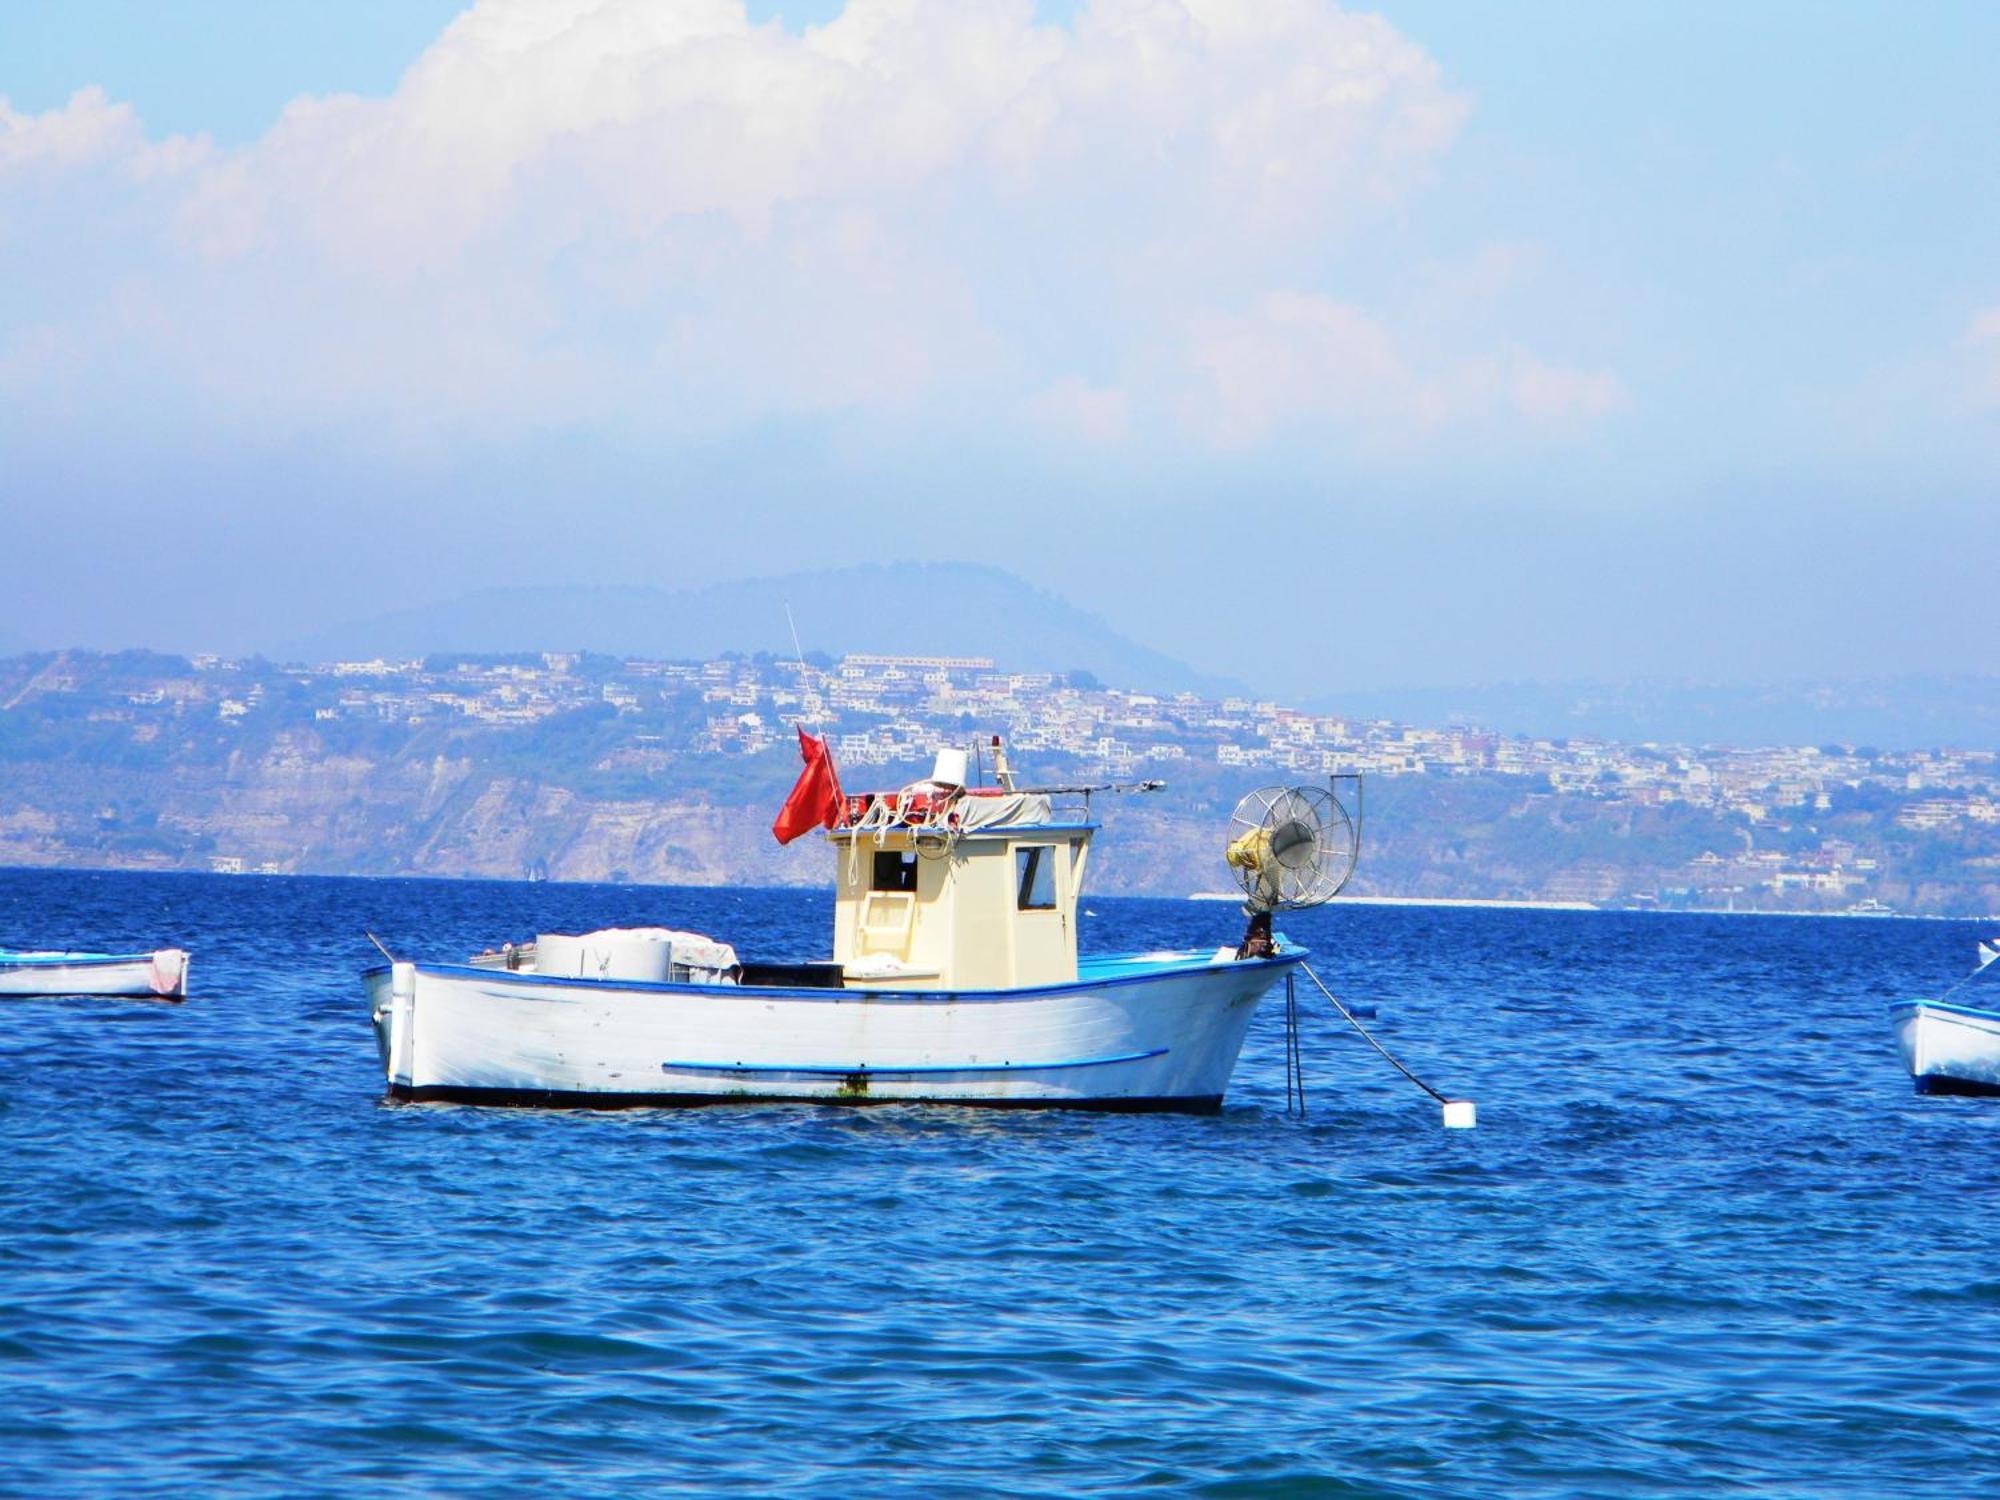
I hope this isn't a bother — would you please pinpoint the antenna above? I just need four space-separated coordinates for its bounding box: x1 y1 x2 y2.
779 605 840 799
783 601 824 735
783 602 806 670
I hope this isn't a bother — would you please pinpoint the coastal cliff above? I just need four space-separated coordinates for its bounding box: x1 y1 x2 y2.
2 650 1995 915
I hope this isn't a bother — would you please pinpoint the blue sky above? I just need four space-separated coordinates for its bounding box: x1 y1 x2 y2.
1 1 1994 692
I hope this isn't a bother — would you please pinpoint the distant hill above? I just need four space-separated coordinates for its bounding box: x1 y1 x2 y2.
1311 676 2000 753
279 562 1244 698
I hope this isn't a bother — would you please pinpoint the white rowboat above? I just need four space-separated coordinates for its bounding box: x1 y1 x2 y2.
0 948 189 1000
1897 938 2000 1096
1892 998 2000 1097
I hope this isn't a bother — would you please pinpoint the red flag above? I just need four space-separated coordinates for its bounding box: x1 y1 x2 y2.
772 726 844 844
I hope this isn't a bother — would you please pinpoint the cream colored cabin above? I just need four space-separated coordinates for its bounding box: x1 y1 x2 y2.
830 802 1094 990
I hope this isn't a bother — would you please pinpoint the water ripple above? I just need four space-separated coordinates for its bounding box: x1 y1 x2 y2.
2 872 1997 1496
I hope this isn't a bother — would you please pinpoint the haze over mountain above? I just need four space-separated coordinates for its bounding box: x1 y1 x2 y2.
281 562 1246 699
1315 677 2000 755
263 558 2000 752
6 5 1996 702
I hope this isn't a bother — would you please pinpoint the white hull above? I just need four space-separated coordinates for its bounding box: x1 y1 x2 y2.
1893 999 2000 1096
366 949 1304 1111
0 949 189 1000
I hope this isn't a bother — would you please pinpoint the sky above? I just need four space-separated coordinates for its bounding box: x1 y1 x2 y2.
1 0 1995 695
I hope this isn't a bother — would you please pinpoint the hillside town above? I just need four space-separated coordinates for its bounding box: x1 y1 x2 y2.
1 648 1995 915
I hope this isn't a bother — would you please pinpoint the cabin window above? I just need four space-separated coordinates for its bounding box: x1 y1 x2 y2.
872 850 920 893
1016 845 1058 910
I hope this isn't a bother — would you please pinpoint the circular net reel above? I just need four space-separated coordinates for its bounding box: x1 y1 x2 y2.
1225 785 1358 913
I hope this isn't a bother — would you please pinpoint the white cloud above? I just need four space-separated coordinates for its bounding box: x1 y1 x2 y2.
1189 291 1413 445
1187 290 1625 444
1032 376 1131 444
0 86 207 182
0 87 141 173
0 0 1622 455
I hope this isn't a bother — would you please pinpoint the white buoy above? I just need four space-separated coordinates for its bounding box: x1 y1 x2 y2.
1441 1099 1477 1130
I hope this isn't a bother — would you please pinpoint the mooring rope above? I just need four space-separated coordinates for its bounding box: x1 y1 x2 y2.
1283 970 1306 1117
1298 960 1451 1107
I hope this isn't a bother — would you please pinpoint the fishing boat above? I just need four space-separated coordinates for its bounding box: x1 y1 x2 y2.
1893 938 2000 1096
0 947 190 1000
364 738 1361 1112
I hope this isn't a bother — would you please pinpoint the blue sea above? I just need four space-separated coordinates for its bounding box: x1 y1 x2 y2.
2 868 1995 1498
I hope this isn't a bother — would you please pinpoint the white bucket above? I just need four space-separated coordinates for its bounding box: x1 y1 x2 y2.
930 746 970 787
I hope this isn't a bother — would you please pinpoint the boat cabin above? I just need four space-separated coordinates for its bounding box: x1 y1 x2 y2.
829 790 1093 990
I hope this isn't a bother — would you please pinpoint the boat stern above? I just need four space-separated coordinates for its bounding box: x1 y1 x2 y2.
149 948 189 1000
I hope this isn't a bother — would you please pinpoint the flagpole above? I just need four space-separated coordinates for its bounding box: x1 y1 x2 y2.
783 600 818 737
784 603 807 695
782 602 842 818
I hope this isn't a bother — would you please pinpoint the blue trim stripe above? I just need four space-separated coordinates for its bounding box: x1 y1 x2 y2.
658 1047 1168 1077
361 947 1307 1003
1892 998 2000 1025
0 951 153 967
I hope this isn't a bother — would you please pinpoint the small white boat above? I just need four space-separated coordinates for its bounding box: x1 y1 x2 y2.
365 740 1358 1112
1894 939 2000 1096
0 947 190 1000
